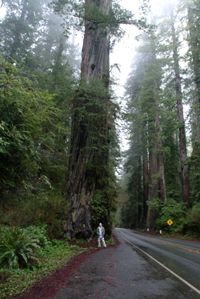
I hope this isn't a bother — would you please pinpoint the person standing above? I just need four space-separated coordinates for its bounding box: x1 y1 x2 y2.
97 223 106 248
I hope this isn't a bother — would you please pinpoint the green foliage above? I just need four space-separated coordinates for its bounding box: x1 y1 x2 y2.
156 199 187 233
52 0 149 48
122 31 165 229
120 201 138 229
0 240 82 299
91 191 108 227
185 203 200 234
0 191 68 239
90 187 116 236
69 77 119 237
0 226 50 269
0 49 73 202
147 197 162 211
0 0 77 193
0 0 48 64
187 0 200 204
0 56 56 191
121 8 197 231
0 0 76 243
22 226 51 248
189 146 200 203
155 201 200 235
161 91 182 201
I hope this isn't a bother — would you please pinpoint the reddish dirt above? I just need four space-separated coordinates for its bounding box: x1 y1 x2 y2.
14 237 119 299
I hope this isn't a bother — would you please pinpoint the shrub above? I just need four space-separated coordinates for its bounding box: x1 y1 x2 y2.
0 191 68 239
22 226 51 248
147 197 162 211
156 199 187 233
185 203 200 234
0 225 50 269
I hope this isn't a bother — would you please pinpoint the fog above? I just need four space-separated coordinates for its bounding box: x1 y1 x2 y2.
111 0 182 152
0 0 183 153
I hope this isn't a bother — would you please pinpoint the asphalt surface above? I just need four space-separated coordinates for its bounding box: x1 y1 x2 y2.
118 229 200 293
55 228 200 299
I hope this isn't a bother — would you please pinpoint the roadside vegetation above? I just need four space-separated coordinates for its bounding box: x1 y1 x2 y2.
1 1 200 298
119 0 200 237
0 226 82 299
146 199 200 236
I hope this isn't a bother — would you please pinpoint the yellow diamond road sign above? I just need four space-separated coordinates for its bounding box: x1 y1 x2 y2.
167 219 173 226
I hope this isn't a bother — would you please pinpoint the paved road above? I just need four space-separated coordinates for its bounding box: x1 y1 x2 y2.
118 229 200 292
55 228 200 299
118 228 200 297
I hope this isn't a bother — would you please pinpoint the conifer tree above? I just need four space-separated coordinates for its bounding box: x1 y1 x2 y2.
187 0 200 202
171 15 190 206
124 31 166 229
66 0 112 238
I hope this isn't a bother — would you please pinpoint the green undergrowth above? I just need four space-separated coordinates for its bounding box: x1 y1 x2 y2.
68 234 116 249
0 240 83 299
106 236 116 246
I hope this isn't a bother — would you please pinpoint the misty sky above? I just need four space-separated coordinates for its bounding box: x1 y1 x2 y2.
0 0 171 152
111 0 173 96
111 0 178 152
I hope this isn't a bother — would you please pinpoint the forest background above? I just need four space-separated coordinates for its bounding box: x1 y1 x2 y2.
0 1 200 296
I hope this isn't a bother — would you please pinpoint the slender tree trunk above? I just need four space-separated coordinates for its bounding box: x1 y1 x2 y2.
67 0 111 238
171 18 190 206
142 150 149 226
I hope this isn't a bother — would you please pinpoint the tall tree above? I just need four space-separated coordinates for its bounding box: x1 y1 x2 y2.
170 11 190 206
0 0 77 198
187 0 200 202
66 0 112 238
140 33 166 228
124 32 167 229
0 0 48 63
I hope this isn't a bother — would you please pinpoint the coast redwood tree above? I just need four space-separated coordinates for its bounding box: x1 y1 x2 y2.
67 0 111 238
170 14 190 206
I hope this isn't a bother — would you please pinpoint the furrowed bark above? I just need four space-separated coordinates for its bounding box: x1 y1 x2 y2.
146 48 166 229
67 0 111 238
171 17 190 206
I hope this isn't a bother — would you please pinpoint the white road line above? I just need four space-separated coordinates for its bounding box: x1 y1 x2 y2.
120 232 200 296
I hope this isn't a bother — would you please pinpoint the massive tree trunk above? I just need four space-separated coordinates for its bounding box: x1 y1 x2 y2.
147 114 166 229
146 112 166 229
146 46 166 229
67 0 111 238
171 17 190 206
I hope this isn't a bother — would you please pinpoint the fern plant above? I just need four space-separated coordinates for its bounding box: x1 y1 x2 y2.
23 226 51 248
0 226 42 269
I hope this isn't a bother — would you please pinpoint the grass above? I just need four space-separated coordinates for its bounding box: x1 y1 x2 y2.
69 235 116 248
0 240 84 299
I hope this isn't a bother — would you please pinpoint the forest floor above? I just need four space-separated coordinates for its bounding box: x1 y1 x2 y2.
13 231 200 299
14 237 118 299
